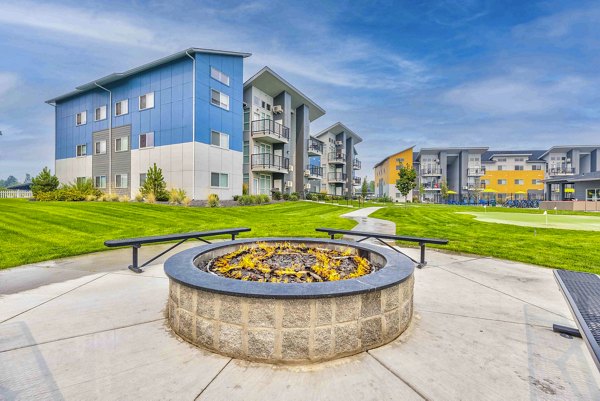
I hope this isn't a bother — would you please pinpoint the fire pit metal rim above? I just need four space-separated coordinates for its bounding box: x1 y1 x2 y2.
164 237 414 299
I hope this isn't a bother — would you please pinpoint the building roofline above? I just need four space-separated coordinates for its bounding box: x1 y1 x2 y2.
373 146 415 168
46 47 252 104
313 122 362 143
538 145 600 159
418 147 488 152
243 66 326 121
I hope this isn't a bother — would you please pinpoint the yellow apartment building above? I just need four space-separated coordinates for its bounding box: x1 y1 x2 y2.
373 146 414 201
481 151 545 201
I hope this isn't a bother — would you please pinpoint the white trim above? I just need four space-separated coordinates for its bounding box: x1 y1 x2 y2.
210 89 229 111
115 99 129 116
75 111 87 126
139 132 154 149
210 66 230 86
94 105 107 121
115 136 129 152
139 92 155 111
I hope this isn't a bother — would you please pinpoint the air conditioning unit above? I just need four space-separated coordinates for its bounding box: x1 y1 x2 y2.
288 165 294 172
285 181 293 187
272 105 283 114
304 169 311 176
304 183 312 190
335 140 343 146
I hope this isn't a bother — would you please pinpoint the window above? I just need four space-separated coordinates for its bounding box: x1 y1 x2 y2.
497 165 504 171
115 136 129 152
498 179 507 185
211 130 229 149
139 132 154 149
76 144 87 157
515 179 524 185
115 99 128 116
140 173 147 186
514 157 525 162
243 141 249 164
261 101 266 108
94 106 107 121
76 177 87 185
94 175 107 188
243 110 250 131
139 92 154 110
515 165 524 171
211 172 229 188
115 174 128 188
532 165 542 170
76 111 87 126
266 104 271 111
496 157 507 162
94 140 106 155
211 89 229 110
210 67 230 86
532 179 542 185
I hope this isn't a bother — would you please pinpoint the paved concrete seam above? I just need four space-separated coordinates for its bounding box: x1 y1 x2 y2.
438 266 570 320
366 351 430 401
108 271 168 279
418 309 573 328
0 272 111 324
194 358 233 400
0 318 165 353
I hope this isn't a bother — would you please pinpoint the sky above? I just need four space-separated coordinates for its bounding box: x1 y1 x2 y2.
1 0 599 181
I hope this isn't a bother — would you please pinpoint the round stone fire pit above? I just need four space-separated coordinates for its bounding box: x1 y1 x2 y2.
164 238 414 364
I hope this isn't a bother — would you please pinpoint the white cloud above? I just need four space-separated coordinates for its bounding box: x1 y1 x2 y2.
0 72 19 96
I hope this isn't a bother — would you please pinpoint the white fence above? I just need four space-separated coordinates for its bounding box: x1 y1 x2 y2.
0 190 33 199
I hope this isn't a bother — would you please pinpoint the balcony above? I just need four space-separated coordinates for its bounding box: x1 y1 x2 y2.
467 167 486 176
307 138 324 156
251 153 289 173
250 119 290 143
353 176 361 185
420 166 442 176
421 181 441 190
305 165 323 179
353 159 361 170
328 172 347 183
549 167 576 176
328 153 346 164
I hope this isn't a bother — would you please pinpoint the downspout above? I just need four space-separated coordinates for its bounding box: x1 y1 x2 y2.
48 103 57 180
185 50 196 200
95 83 112 194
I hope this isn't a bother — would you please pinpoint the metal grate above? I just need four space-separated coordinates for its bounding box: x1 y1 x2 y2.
555 270 600 369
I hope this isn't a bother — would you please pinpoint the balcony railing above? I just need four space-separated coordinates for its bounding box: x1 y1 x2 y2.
353 176 361 185
353 159 361 170
549 167 576 175
307 138 324 155
306 165 323 178
328 153 346 164
328 172 347 182
251 153 289 171
467 167 486 176
420 166 442 175
250 119 290 142
421 182 441 190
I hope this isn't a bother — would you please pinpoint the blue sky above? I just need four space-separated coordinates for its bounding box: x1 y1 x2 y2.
1 0 599 181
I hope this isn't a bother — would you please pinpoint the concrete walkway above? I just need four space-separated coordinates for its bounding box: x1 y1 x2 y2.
1 214 600 400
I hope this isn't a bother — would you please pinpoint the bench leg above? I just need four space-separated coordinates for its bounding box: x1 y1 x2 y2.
552 324 581 338
128 245 144 274
417 243 427 269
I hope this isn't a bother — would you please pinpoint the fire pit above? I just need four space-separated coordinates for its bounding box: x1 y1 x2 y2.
164 238 414 364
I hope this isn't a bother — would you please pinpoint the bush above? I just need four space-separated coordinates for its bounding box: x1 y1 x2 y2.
282 193 290 201
242 182 249 195
85 194 97 202
289 194 299 201
33 178 102 202
182 197 192 207
317 192 327 201
305 193 316 201
259 194 270 204
272 191 282 200
118 195 130 202
31 167 59 198
232 195 240 201
207 193 220 207
145 193 156 204
168 188 187 205
237 195 255 206
141 163 168 201
134 193 144 202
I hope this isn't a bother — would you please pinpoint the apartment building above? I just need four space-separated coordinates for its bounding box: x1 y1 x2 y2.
314 123 362 196
541 145 600 201
373 146 414 201
480 151 546 201
413 147 487 203
242 67 326 195
46 48 250 200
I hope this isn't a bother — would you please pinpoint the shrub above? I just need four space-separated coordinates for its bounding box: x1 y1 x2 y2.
168 188 187 205
282 193 290 201
232 195 240 201
141 163 168 201
242 182 249 195
85 194 97 202
317 192 327 201
134 193 144 202
291 192 299 198
145 193 156 204
207 193 220 207
31 167 59 198
237 195 254 205
182 197 192 207
272 191 282 200
289 194 299 201
118 195 130 202
259 194 270 204
109 193 119 202
305 193 315 201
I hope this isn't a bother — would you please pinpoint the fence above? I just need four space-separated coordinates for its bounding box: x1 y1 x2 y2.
0 190 33 199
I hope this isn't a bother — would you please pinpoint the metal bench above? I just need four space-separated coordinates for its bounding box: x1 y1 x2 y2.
315 227 448 268
105 228 251 273
553 269 600 371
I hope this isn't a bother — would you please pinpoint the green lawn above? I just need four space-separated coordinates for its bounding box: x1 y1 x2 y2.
459 211 600 231
0 199 355 269
372 204 600 274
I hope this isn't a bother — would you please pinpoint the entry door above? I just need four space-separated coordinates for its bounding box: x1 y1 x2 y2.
259 174 272 195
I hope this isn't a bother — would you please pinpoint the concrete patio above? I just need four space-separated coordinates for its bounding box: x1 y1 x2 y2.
1 212 599 400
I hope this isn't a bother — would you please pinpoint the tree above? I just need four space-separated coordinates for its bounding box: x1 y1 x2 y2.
440 179 449 202
368 180 375 192
395 163 417 204
361 176 368 198
418 182 425 202
4 175 18 187
31 167 59 197
24 173 31 183
141 163 168 201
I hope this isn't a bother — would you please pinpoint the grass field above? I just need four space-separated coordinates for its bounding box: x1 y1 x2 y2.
0 199 355 269
372 204 600 274
459 211 600 231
